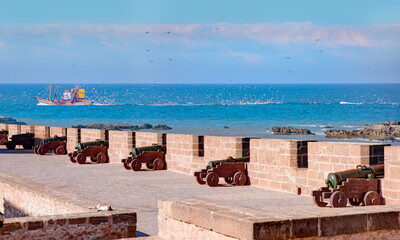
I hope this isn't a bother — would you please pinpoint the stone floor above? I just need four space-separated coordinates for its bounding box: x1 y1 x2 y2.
0 146 316 237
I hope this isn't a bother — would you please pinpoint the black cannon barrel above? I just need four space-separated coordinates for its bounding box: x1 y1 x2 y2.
76 140 109 151
0 130 8 134
40 136 67 145
11 133 34 139
131 145 166 158
326 164 384 189
207 156 250 169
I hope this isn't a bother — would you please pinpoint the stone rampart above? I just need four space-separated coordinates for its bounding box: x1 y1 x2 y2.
7 124 21 140
33 126 50 139
382 146 400 205
49 127 67 138
20 125 34 134
66 128 80 153
108 130 134 163
0 123 8 131
80 128 106 143
135 132 164 147
158 198 400 240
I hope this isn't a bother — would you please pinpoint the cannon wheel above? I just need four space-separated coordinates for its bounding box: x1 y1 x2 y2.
131 159 142 171
233 172 247 186
349 198 362 206
0 138 7 145
34 147 39 155
146 163 154 169
23 141 33 149
96 152 107 163
38 146 47 155
206 172 219 187
224 177 234 184
196 175 206 185
77 153 86 164
123 159 132 170
363 191 381 206
55 146 66 155
153 158 164 170
330 191 347 208
69 154 77 163
6 141 16 150
313 194 328 207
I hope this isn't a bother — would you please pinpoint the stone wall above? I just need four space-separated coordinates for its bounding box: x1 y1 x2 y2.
66 128 80 153
7 124 21 140
49 127 67 138
204 136 245 160
20 125 34 134
80 128 106 143
135 132 163 147
0 123 8 131
382 146 400 205
0 170 136 239
166 134 204 174
33 126 50 139
158 198 400 240
108 130 134 163
0 211 136 239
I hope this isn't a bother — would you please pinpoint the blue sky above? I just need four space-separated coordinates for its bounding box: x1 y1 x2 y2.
0 1 399 83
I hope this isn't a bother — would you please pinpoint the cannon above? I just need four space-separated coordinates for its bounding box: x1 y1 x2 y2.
0 130 8 145
194 156 250 187
68 140 109 164
34 136 67 155
121 144 166 171
312 164 384 208
6 133 35 150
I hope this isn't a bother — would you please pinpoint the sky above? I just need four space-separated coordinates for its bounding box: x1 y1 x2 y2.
0 0 399 84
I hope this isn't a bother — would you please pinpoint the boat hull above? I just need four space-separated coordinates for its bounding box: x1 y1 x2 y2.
34 97 93 106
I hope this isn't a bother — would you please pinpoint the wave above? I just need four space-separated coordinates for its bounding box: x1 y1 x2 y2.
339 101 363 105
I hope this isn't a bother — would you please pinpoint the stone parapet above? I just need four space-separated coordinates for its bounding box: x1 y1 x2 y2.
204 136 245 160
34 126 50 139
108 130 134 163
80 128 106 143
158 198 400 240
166 134 204 174
382 146 400 205
20 125 34 134
135 132 163 147
49 127 67 138
7 124 21 140
66 128 80 153
0 123 8 131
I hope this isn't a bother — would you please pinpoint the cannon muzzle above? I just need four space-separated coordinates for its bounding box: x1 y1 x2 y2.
325 164 384 189
11 133 35 139
40 136 67 145
0 129 8 135
76 140 109 151
130 144 166 158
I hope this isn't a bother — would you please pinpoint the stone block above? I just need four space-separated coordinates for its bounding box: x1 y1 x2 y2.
291 217 318 238
368 212 400 231
253 220 291 240
320 214 367 236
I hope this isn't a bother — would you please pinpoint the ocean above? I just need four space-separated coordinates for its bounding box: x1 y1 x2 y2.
0 83 399 140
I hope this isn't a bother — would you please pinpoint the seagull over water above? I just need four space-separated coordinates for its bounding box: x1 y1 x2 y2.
285 57 291 59
146 49 150 52
166 31 171 34
314 38 321 42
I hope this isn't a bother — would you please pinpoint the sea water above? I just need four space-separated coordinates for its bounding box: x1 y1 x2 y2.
0 83 399 139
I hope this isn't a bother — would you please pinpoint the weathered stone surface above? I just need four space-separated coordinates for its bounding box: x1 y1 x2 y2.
272 126 315 135
325 121 400 140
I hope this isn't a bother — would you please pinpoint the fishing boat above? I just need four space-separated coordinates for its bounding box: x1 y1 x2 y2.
34 84 94 105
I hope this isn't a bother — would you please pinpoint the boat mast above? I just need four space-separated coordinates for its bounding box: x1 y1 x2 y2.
49 84 52 100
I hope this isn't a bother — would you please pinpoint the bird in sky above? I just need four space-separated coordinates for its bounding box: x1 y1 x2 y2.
168 58 173 61
314 38 321 42
145 31 149 34
319 50 324 53
166 31 171 34
146 49 150 52
285 57 291 59
148 60 153 63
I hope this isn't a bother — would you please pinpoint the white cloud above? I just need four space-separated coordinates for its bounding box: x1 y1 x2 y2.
229 51 261 63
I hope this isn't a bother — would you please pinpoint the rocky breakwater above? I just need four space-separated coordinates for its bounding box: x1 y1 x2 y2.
325 121 400 140
0 116 26 125
272 126 315 135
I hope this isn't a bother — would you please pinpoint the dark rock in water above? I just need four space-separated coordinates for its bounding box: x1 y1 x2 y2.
324 125 334 129
0 116 27 125
139 123 153 129
324 121 400 140
72 123 139 131
152 124 172 130
272 126 315 135
223 126 229 129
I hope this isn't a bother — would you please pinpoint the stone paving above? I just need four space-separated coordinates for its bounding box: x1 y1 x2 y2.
0 146 316 236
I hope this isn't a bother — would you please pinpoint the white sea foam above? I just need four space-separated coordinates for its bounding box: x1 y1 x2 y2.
339 101 362 105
